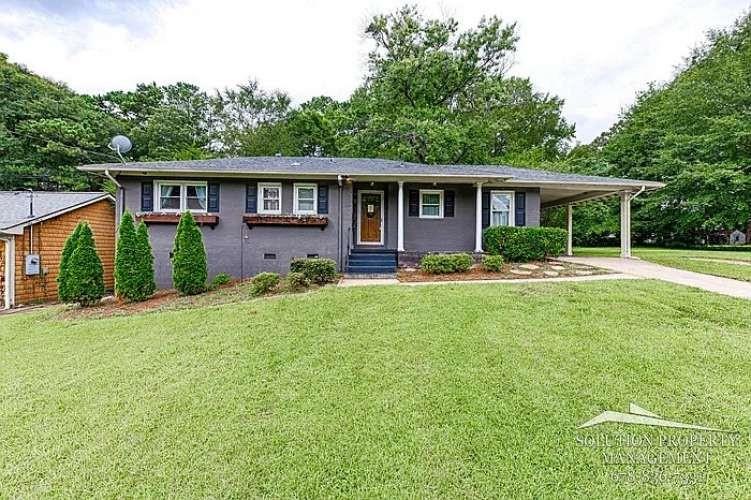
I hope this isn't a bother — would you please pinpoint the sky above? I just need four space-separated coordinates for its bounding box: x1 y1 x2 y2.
0 0 747 143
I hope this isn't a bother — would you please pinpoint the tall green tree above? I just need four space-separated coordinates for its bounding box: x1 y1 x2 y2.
57 222 84 302
135 222 157 300
65 223 105 306
171 212 207 295
114 212 139 300
335 6 574 164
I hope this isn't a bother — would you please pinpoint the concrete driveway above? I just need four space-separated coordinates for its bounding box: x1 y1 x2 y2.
559 257 751 300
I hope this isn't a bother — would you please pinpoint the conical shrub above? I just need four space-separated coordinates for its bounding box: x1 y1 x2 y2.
135 221 156 300
57 222 84 302
66 223 105 306
171 212 207 295
114 212 139 300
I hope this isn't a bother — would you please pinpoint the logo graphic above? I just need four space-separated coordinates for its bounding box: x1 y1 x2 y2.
578 402 733 432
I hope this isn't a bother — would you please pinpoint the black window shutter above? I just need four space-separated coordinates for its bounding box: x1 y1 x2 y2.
444 190 455 217
317 184 329 214
207 182 220 212
481 190 490 228
141 182 153 212
515 192 526 226
246 183 257 213
408 190 419 216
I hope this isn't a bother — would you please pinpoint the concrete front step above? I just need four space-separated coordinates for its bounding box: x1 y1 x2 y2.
343 272 397 279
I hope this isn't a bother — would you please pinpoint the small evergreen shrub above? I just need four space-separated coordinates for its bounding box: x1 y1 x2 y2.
483 226 567 262
420 253 473 274
66 223 105 306
251 272 280 296
57 222 84 302
171 212 208 295
483 254 504 272
135 222 157 300
286 271 310 290
209 272 232 289
114 212 139 300
290 257 337 283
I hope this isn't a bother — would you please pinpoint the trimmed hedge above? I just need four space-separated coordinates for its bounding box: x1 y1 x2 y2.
290 257 337 283
209 272 232 290
483 254 504 272
172 212 208 295
251 272 280 295
115 212 155 301
420 253 473 274
483 226 567 262
286 271 310 290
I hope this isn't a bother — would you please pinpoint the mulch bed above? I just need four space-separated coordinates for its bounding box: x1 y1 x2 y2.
397 260 609 282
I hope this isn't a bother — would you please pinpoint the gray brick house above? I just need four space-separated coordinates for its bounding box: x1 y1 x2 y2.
80 157 662 287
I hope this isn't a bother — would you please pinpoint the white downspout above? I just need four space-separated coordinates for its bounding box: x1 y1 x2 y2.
2 237 15 309
104 168 124 226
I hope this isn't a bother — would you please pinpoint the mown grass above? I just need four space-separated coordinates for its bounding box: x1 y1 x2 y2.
1 280 750 498
576 246 751 281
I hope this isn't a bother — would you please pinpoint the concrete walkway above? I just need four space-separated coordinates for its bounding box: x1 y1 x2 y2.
338 273 640 288
559 257 751 300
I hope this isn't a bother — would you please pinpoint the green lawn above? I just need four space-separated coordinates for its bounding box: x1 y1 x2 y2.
1 281 750 498
575 246 751 281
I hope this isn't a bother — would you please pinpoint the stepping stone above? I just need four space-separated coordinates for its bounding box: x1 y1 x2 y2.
519 263 540 270
549 265 565 271
543 271 559 277
510 269 533 276
574 270 593 276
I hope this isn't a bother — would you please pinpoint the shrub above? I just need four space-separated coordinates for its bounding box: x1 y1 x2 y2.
114 212 139 300
286 271 310 290
135 222 157 300
66 223 105 306
251 272 280 296
209 272 232 289
483 226 567 262
420 253 473 274
483 254 504 272
171 212 208 295
290 257 337 283
57 222 84 302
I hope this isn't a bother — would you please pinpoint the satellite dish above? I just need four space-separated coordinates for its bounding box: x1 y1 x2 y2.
109 135 132 154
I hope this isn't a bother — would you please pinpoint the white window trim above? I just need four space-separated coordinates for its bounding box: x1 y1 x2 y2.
293 183 318 215
419 189 444 219
258 182 282 215
489 190 515 227
154 180 208 213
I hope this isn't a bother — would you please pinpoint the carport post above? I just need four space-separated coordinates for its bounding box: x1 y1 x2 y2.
566 204 573 256
620 191 632 258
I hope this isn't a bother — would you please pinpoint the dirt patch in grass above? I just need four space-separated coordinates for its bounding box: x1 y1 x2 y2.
397 259 609 282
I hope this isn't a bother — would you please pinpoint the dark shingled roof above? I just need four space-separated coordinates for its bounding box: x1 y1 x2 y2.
0 191 111 232
79 156 663 188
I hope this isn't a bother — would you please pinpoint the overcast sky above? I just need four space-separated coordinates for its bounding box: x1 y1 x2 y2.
0 0 746 142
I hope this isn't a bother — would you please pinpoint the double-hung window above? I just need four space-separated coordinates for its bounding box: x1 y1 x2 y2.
490 191 514 227
156 181 207 212
419 189 443 219
258 182 282 214
293 183 317 215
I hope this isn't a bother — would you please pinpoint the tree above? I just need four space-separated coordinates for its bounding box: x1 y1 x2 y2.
65 223 105 306
135 221 156 299
335 6 573 164
57 222 84 302
171 212 207 295
114 212 138 299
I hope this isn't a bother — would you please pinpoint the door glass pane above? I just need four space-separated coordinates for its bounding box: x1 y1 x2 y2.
186 185 207 210
159 185 181 210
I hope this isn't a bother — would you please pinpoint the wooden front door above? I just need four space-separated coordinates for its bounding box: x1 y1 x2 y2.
359 191 383 245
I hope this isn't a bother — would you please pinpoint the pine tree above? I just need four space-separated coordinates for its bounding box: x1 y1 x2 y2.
135 221 156 300
114 212 139 300
171 212 207 295
57 222 84 302
66 223 105 306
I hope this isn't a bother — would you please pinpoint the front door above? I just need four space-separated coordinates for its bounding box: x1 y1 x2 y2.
358 191 383 245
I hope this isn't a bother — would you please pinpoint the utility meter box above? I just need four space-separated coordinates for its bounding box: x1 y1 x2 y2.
25 254 40 275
